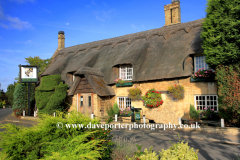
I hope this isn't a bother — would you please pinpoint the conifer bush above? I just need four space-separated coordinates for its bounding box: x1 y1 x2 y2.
12 83 28 116
0 111 114 160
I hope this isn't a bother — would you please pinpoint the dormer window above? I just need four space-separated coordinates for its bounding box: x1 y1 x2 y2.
194 56 212 72
119 65 133 80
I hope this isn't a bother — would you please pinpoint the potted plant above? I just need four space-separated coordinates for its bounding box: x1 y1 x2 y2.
128 86 142 100
199 107 217 120
120 107 132 117
142 88 163 108
167 84 185 100
114 78 133 87
191 68 215 82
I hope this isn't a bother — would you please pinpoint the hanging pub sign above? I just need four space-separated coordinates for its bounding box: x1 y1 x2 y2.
19 65 38 83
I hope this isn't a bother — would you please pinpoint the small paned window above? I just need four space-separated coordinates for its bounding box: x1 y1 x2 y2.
117 97 132 109
194 56 211 72
194 95 218 111
119 65 133 80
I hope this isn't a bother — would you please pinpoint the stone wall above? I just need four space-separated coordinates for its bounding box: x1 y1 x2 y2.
112 77 217 124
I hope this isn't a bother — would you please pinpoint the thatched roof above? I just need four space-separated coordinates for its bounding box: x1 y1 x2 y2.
42 19 204 96
68 67 115 96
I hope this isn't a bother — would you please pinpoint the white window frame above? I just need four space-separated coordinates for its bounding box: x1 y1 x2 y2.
117 97 132 110
194 56 210 72
119 65 133 81
194 95 218 112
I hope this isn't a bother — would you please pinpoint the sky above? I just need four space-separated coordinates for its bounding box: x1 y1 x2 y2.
0 0 207 92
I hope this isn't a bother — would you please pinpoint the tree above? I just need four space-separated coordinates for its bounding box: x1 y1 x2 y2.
201 0 240 126
5 83 15 105
25 56 51 76
201 0 240 70
12 83 28 117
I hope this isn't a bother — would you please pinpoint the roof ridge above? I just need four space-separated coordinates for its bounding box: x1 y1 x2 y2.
60 18 204 54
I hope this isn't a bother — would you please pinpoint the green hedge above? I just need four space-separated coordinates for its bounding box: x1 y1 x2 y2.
35 75 68 115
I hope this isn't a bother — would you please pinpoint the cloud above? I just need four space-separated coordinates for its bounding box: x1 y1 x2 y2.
66 23 69 25
0 6 33 30
94 9 116 22
8 0 35 3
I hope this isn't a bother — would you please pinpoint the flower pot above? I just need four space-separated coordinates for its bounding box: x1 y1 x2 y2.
116 82 133 87
190 77 215 82
120 113 132 117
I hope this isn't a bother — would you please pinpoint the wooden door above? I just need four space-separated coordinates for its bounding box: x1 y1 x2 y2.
79 93 93 117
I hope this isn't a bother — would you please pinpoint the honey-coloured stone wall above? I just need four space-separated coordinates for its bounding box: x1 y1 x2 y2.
112 77 217 124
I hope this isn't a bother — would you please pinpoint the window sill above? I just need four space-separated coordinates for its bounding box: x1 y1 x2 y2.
116 82 133 87
190 77 215 82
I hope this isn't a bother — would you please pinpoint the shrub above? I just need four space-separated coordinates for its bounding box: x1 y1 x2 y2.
0 100 6 108
168 84 185 100
128 86 142 100
36 75 68 115
216 64 240 126
111 136 137 160
113 103 120 116
142 88 163 107
199 107 218 120
127 145 159 160
159 137 199 160
12 83 28 116
0 111 114 160
106 106 115 117
189 104 199 121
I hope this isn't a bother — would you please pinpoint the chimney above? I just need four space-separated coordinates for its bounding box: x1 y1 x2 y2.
58 31 65 49
164 0 181 26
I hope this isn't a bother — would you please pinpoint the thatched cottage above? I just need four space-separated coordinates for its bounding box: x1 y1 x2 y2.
42 0 218 124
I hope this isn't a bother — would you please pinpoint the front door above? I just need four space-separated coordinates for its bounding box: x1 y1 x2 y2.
79 93 93 117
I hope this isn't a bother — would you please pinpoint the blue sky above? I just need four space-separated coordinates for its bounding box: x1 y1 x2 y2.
0 0 207 92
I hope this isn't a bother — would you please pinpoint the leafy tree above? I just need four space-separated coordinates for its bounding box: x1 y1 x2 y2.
15 56 50 83
201 0 240 126
5 83 15 105
25 56 51 76
201 0 240 70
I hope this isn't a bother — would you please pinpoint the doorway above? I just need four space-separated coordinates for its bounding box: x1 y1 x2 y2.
79 93 93 117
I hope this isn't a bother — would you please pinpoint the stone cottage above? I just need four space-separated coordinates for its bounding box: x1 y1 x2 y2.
42 0 218 124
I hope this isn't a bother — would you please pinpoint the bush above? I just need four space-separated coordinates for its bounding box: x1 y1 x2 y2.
127 145 159 160
120 107 132 116
113 103 120 116
189 104 200 121
12 83 28 116
159 138 199 160
199 107 218 120
0 111 114 160
36 75 68 115
216 64 240 126
106 106 115 117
